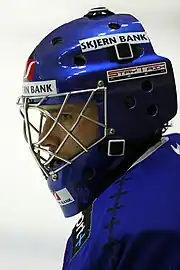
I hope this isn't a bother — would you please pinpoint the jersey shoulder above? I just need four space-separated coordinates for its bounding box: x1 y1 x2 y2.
160 132 180 157
131 132 180 169
167 132 180 142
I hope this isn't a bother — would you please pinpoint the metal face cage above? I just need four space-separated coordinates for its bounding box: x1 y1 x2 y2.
17 87 108 178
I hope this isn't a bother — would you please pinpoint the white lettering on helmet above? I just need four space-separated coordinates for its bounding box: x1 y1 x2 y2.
79 32 150 52
22 80 57 96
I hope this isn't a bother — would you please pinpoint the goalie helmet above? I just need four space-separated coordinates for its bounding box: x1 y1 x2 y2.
17 7 177 217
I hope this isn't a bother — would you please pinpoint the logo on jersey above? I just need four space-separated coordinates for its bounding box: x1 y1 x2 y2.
79 31 149 52
53 188 75 206
171 143 180 155
24 59 36 81
107 62 167 82
72 205 92 257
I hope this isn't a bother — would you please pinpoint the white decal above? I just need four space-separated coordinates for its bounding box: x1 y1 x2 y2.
75 213 86 239
107 62 167 83
53 188 75 206
171 143 180 155
24 60 36 79
79 31 149 52
22 80 57 96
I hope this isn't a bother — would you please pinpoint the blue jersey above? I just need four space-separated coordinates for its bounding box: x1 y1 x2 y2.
62 133 180 270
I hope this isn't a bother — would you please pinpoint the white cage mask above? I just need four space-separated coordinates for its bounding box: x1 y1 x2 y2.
17 86 108 178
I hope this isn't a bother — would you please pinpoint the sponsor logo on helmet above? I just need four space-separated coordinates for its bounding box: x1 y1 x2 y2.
79 31 149 52
107 62 167 83
24 59 36 81
53 188 75 206
22 80 57 96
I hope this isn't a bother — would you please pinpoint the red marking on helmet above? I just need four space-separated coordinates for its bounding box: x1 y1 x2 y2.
24 59 36 81
53 192 61 201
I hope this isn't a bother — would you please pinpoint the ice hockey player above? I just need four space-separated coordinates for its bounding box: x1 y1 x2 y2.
17 7 180 270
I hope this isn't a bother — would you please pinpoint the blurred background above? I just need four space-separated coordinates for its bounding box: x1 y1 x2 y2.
0 0 179 269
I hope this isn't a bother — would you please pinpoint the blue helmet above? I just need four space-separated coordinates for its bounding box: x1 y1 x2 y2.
17 7 177 217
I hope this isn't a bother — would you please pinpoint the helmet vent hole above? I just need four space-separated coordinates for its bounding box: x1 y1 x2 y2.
74 54 86 66
147 105 158 117
142 80 153 92
84 7 114 19
124 96 136 109
108 23 121 30
52 37 64 46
